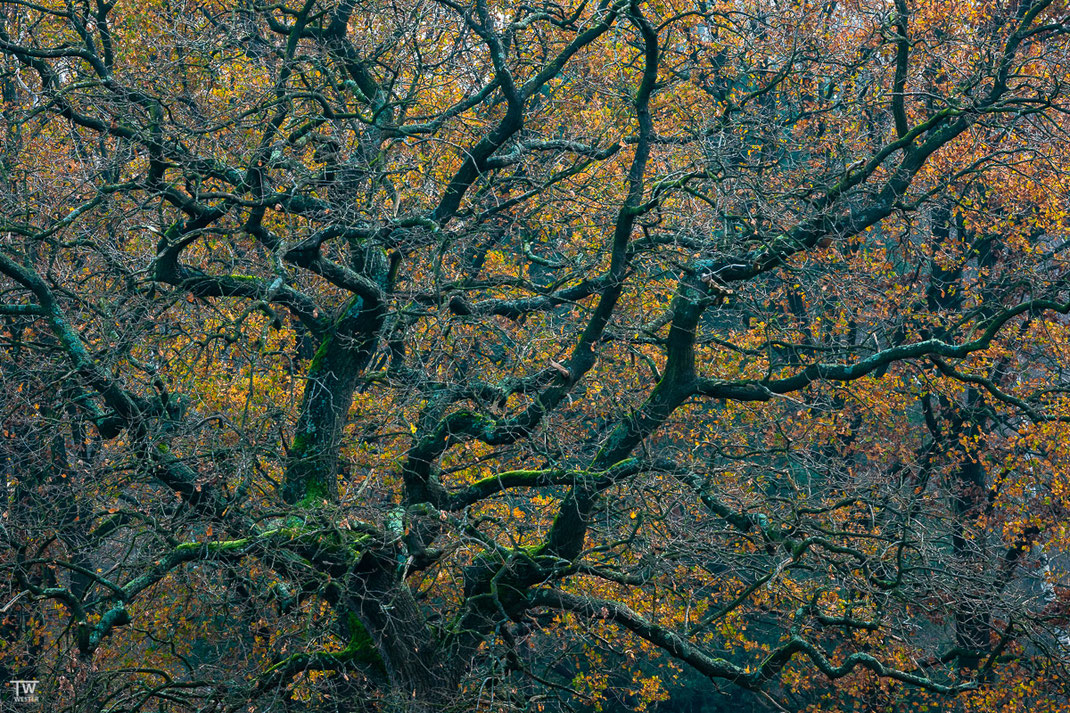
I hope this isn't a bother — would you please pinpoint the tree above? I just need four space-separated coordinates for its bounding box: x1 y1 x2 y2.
3 0 1070 710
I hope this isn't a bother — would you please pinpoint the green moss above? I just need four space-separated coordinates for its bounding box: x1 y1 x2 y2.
289 429 314 456
305 299 362 377
173 526 315 555
286 426 331 506
307 334 334 373
173 537 249 554
518 542 547 558
296 476 329 508
342 613 386 672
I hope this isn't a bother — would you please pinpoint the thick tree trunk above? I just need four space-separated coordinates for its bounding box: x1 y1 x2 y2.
283 297 383 504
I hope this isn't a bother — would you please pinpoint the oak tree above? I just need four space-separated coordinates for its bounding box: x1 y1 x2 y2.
3 0 1070 711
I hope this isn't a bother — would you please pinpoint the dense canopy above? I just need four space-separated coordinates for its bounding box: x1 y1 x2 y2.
4 0 1070 711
